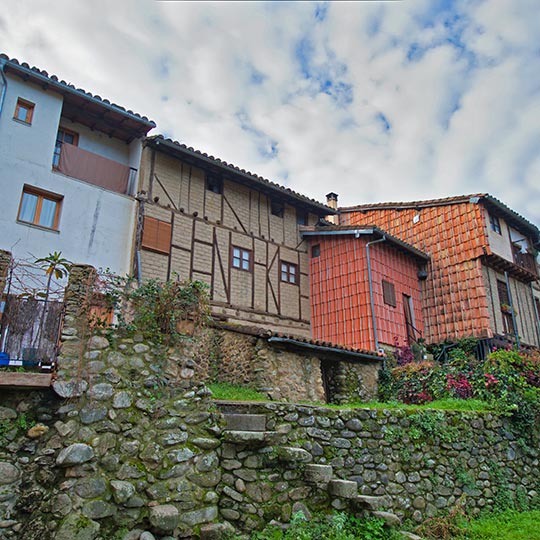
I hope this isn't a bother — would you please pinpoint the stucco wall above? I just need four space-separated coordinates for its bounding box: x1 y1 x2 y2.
0 73 139 277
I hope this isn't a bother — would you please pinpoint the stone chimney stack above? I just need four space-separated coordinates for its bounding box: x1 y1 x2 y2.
326 192 339 224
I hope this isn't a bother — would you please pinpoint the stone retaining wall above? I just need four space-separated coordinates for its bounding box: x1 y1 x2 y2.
216 402 540 531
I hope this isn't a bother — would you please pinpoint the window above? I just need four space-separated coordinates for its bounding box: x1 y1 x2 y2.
281 261 298 285
13 98 35 124
53 127 79 168
271 200 284 218
489 213 502 235
497 279 515 334
141 216 172 254
206 173 223 194
311 244 320 258
17 186 62 230
382 280 396 307
297 210 309 226
231 246 252 272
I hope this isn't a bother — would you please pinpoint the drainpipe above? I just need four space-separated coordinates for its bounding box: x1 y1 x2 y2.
0 60 7 118
366 235 386 352
504 271 520 347
531 282 540 346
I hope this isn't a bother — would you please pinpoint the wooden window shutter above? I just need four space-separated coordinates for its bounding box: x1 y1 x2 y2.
382 280 396 307
142 216 171 254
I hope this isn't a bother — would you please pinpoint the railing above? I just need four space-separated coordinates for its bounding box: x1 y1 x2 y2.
54 143 137 196
512 244 538 276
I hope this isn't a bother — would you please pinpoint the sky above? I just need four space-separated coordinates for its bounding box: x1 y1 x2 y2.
2 0 539 225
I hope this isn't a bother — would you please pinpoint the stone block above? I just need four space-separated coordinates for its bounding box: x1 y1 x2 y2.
328 479 359 499
276 446 312 463
304 464 333 484
223 414 266 432
149 504 180 532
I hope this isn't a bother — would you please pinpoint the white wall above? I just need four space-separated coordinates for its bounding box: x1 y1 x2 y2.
0 72 137 277
484 207 513 261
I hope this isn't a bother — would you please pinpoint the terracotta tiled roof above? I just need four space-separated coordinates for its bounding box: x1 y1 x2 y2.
300 224 430 262
213 321 383 360
341 193 539 240
1 53 155 140
145 135 336 215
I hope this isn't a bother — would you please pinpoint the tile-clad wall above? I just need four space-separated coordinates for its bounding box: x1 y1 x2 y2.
309 235 423 350
138 148 314 335
341 203 492 344
371 243 424 348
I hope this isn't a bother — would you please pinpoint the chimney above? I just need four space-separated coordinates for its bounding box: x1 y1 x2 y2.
326 192 338 224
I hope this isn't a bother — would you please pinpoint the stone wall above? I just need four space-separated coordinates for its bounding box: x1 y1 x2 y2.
0 328 224 540
193 326 379 404
216 402 540 532
0 249 11 293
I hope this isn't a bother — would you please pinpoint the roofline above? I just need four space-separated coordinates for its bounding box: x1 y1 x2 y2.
267 337 383 362
301 226 430 261
145 135 337 216
1 54 155 131
340 193 539 241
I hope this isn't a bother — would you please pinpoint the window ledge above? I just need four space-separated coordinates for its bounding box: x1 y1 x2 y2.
12 118 32 127
16 220 60 234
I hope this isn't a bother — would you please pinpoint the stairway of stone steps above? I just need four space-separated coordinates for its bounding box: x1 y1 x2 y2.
221 411 423 540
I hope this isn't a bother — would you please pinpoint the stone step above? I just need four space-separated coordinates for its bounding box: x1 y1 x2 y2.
372 510 401 527
222 430 280 446
276 446 312 463
328 479 359 499
304 464 333 484
353 494 390 510
399 532 424 540
223 413 266 432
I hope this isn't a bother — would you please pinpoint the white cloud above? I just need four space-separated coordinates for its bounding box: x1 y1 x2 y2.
3 0 539 226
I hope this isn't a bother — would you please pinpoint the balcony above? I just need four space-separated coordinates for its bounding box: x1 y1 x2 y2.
53 142 137 196
512 244 538 277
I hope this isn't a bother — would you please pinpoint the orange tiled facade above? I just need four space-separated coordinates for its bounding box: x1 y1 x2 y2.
304 228 427 351
340 195 540 347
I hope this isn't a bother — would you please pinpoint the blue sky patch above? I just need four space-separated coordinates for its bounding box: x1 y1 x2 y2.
376 112 391 133
314 2 328 22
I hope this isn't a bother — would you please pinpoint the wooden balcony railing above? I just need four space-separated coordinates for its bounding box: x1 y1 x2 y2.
512 245 538 276
54 143 137 196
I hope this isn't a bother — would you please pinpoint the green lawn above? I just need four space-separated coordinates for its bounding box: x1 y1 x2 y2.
208 383 493 412
208 382 268 401
455 511 540 540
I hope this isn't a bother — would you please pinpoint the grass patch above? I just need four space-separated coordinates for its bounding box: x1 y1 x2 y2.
325 398 492 412
208 382 268 401
455 510 540 540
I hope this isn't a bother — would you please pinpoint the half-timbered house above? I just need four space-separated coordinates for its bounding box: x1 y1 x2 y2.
135 135 337 336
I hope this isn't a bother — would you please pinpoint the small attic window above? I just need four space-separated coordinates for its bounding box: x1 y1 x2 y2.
489 213 501 235
297 210 309 226
311 244 320 258
14 98 35 125
206 173 223 194
271 200 284 218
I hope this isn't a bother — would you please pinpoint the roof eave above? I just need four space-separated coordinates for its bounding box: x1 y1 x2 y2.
301 227 430 262
145 136 336 215
3 58 155 133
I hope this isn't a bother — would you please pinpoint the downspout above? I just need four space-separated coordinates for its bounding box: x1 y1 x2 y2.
366 235 386 352
504 271 520 347
134 196 145 286
0 60 7 118
531 282 540 346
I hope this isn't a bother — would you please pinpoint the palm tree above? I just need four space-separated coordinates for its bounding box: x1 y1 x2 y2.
34 252 71 362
